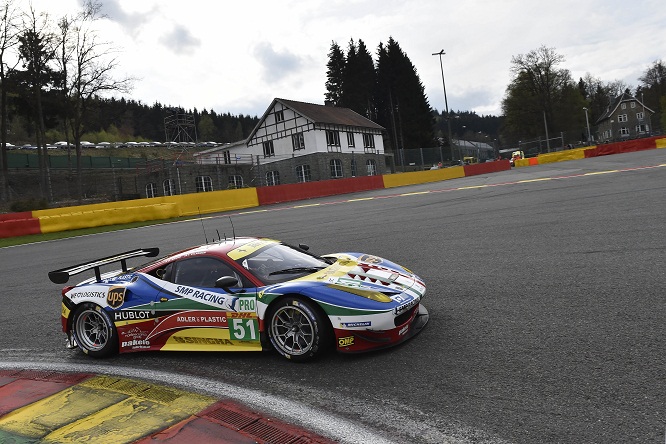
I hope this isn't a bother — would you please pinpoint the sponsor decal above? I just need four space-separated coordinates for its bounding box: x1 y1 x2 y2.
121 326 148 340
227 312 257 319
399 325 409 336
121 339 150 348
395 298 419 315
338 336 355 347
145 310 229 340
341 321 371 328
114 310 154 321
237 298 256 311
174 286 234 308
172 336 234 345
160 297 169 302
358 254 383 264
69 291 106 300
107 286 126 308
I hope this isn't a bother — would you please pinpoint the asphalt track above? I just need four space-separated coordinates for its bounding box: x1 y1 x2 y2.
1 148 665 443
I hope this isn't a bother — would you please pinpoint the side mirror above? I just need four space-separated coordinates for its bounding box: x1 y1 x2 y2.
215 276 239 292
298 243 310 251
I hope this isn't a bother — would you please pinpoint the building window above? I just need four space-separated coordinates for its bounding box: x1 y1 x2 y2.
619 127 630 136
347 133 355 148
163 179 175 196
617 114 628 122
263 140 274 157
292 132 305 151
630 101 636 108
366 159 377 176
223 150 231 164
296 164 311 183
621 103 627 110
330 159 343 178
275 110 284 122
351 158 357 177
266 170 280 186
228 175 243 189
195 175 213 192
326 130 341 151
636 123 648 133
363 134 375 153
146 182 157 198
636 112 644 120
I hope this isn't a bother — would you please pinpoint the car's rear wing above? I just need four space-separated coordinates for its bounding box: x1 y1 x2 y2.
48 248 160 284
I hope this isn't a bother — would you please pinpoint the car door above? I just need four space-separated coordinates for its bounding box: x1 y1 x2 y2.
151 256 262 351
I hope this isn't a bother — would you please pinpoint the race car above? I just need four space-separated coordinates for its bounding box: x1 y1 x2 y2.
48 237 429 362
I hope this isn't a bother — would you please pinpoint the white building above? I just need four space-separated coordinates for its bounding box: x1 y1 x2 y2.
195 98 385 164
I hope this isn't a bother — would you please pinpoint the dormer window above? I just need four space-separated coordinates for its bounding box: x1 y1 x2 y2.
275 110 284 122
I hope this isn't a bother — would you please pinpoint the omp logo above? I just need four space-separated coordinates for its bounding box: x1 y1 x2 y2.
338 336 354 347
107 286 126 308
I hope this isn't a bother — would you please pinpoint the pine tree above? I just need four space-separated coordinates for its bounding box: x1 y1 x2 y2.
324 41 345 106
375 38 434 151
340 39 376 118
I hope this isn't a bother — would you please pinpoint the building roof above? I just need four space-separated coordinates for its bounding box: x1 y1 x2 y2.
274 98 385 130
595 92 655 124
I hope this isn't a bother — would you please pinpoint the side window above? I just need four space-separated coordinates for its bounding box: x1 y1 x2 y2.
169 257 244 288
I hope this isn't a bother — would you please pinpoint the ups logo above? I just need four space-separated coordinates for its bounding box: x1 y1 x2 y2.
338 336 354 348
107 286 126 308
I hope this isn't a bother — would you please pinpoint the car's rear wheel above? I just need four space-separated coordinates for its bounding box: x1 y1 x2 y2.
267 297 330 362
71 303 118 358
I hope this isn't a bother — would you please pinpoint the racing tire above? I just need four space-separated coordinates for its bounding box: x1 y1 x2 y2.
267 297 331 362
71 303 118 358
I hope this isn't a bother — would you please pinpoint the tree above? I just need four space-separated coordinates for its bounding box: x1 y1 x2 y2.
340 39 375 118
0 0 20 201
18 5 58 201
59 0 132 200
501 46 585 147
638 59 665 129
324 41 344 106
375 38 434 152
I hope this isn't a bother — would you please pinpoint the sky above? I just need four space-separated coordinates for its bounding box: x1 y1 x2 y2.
27 0 666 119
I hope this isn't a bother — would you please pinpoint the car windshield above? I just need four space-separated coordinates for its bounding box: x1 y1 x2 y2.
237 243 330 284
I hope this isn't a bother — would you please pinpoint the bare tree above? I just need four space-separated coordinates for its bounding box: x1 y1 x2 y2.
60 0 132 201
0 0 20 201
18 4 58 201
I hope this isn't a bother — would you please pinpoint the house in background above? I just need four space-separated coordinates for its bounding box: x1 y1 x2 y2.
195 98 388 186
595 92 655 143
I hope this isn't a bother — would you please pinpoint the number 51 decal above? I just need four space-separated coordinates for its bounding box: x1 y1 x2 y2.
229 318 258 341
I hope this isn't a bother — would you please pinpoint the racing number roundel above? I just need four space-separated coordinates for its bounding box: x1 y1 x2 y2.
107 286 126 308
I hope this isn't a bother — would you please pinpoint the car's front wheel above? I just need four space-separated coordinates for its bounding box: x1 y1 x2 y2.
267 297 330 362
71 303 118 358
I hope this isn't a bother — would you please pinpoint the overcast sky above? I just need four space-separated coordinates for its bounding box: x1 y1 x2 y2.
28 0 666 119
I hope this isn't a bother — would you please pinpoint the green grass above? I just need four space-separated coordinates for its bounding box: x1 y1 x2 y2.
0 216 194 248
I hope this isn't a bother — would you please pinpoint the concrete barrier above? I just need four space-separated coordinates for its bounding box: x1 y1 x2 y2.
34 201 180 233
174 188 259 217
382 167 465 188
257 176 384 205
0 212 41 239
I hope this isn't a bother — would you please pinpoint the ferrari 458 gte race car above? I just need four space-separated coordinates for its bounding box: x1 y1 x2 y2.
48 237 429 362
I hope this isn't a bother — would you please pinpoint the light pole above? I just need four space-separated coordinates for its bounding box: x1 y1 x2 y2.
583 107 592 145
432 50 454 163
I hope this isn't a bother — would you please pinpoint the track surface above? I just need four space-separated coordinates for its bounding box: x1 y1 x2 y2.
1 149 665 443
